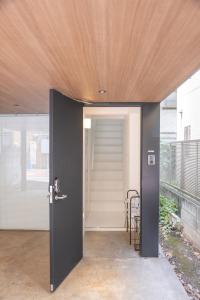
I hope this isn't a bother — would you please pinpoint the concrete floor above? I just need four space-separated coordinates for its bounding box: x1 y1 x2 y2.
0 230 189 300
84 231 139 258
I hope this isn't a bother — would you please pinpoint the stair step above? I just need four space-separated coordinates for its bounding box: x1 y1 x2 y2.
95 124 123 132
95 138 122 146
90 191 124 202
95 119 124 125
89 201 124 212
85 211 125 228
91 170 123 180
91 180 124 191
95 131 122 138
93 162 123 171
94 153 123 162
94 145 122 153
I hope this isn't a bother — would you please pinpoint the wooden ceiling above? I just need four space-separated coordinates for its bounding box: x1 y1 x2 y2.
0 0 200 113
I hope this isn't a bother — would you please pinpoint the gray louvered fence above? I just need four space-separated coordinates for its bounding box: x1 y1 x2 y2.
160 140 200 200
160 140 200 247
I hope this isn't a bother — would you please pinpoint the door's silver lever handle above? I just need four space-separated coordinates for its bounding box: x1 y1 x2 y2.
55 194 67 201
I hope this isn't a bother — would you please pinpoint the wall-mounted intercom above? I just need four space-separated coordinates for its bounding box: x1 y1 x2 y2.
147 150 156 166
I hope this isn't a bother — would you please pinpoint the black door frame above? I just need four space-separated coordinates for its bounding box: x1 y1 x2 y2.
84 102 160 257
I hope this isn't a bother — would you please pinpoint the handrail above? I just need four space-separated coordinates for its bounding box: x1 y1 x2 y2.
125 189 139 233
125 188 140 248
129 194 140 245
127 189 139 199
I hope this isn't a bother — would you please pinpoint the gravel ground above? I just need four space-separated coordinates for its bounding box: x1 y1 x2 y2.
160 230 200 300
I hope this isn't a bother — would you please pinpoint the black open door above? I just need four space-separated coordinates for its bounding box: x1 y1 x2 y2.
49 89 83 291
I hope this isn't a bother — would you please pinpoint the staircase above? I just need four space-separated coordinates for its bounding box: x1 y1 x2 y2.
86 118 126 229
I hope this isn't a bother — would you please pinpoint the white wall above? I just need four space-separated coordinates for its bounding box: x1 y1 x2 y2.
177 70 200 140
0 115 49 230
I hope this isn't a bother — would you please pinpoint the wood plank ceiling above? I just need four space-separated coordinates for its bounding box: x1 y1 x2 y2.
0 0 200 113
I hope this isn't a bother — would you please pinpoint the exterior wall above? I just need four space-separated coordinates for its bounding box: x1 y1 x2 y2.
160 92 177 143
177 70 200 141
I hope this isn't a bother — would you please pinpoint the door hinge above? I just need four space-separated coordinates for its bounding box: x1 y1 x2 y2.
50 284 54 292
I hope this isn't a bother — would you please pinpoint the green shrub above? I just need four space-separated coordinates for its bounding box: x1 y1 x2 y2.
160 195 177 228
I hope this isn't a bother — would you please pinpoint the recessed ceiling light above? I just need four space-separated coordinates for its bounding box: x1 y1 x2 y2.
98 89 106 94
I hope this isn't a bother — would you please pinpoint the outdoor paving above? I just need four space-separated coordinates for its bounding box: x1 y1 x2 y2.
0 231 189 300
